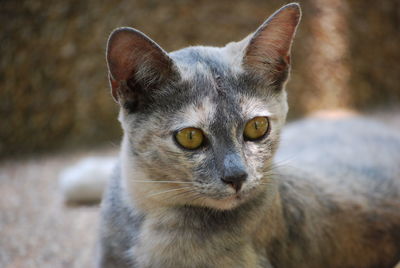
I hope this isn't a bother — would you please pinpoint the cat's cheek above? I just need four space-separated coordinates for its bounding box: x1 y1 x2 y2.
243 141 272 163
243 141 276 182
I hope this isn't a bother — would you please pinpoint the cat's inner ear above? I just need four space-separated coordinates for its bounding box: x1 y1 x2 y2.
243 3 301 84
106 27 177 109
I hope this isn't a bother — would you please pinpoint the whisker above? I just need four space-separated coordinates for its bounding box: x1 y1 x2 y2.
259 158 298 181
265 162 302 176
259 182 276 185
146 186 193 198
131 180 195 184
270 157 301 171
261 170 281 176
168 189 198 200
274 155 297 165
262 170 281 175
265 164 286 173
189 194 205 204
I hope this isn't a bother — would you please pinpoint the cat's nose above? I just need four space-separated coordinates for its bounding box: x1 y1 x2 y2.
221 171 248 192
222 153 248 192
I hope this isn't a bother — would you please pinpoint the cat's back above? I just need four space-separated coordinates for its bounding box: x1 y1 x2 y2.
276 116 400 193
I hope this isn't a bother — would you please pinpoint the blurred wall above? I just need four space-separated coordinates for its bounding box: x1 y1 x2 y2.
1 0 399 158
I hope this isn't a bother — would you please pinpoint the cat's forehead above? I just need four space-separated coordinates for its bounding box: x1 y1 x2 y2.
147 45 283 133
171 97 216 130
171 94 273 130
170 45 243 80
166 47 238 127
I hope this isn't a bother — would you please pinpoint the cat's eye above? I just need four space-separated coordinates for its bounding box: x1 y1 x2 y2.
243 117 270 141
175 128 205 150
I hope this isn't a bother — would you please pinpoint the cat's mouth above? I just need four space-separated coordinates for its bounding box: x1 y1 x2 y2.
200 187 254 210
202 193 248 210
227 192 244 201
191 179 263 210
224 182 258 199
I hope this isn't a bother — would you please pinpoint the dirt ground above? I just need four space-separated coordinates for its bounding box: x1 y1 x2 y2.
1 110 399 268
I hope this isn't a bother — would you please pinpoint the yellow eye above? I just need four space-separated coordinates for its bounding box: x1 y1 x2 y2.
243 117 269 141
175 128 204 150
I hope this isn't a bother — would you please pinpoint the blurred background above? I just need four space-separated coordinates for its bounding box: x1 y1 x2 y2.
1 0 399 158
0 0 400 267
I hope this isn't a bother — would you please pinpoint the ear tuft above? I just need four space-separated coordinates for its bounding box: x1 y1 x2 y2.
243 3 301 83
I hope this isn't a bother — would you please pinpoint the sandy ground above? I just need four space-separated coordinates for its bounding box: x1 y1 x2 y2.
1 110 399 268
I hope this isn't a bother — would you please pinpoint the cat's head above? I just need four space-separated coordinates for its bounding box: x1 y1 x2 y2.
106 3 301 211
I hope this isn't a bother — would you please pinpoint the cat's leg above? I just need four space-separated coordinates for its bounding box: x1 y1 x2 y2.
96 240 134 268
96 173 139 268
96 254 132 268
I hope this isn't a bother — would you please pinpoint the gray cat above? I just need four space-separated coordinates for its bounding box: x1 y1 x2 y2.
91 3 400 267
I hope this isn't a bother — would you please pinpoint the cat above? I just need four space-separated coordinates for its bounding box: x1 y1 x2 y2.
62 3 400 267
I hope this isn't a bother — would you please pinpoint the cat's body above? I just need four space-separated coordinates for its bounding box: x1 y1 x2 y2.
87 3 400 267
98 117 400 268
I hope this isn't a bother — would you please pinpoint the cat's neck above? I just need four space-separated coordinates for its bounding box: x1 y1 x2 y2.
128 188 286 268
131 183 285 246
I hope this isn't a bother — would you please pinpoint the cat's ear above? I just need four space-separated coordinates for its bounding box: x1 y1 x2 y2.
243 3 301 85
106 27 178 110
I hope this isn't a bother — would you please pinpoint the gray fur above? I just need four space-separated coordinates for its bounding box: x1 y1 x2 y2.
98 3 400 268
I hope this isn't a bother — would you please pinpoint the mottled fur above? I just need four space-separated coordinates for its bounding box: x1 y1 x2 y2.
97 3 400 268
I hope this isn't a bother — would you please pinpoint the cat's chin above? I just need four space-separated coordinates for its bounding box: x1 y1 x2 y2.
199 193 248 210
